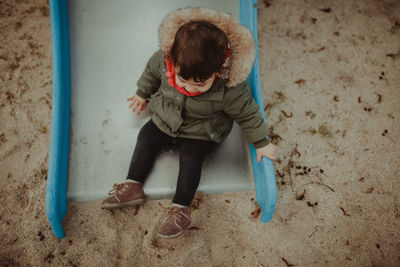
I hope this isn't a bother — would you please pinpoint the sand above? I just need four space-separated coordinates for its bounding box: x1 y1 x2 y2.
1 0 400 266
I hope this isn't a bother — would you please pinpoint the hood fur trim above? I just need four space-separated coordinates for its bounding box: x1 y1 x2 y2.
158 7 255 88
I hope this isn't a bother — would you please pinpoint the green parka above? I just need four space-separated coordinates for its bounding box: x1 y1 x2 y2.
136 7 269 149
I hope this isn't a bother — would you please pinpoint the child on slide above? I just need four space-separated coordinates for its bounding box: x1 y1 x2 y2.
101 7 277 239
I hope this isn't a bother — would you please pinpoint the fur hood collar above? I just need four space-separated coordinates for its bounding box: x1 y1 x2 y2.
158 7 255 88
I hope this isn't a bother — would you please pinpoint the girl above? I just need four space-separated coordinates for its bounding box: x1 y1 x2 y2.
101 7 277 239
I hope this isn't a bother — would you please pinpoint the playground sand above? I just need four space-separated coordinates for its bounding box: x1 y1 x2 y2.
1 0 399 266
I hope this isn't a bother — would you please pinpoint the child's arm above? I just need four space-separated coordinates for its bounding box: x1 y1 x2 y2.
127 50 163 115
224 81 276 161
135 49 163 100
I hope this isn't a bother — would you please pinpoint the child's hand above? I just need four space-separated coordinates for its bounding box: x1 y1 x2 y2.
127 94 147 115
256 143 277 162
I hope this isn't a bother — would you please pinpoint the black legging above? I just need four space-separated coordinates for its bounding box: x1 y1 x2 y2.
127 119 218 206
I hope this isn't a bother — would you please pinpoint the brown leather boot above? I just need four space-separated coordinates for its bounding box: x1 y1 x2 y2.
157 203 191 238
101 181 146 209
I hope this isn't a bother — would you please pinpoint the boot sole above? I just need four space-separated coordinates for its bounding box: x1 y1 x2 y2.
157 223 191 239
101 198 146 209
157 231 184 239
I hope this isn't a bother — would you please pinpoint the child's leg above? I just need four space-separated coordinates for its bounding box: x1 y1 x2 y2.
126 119 174 183
101 119 173 209
158 139 217 238
172 138 219 206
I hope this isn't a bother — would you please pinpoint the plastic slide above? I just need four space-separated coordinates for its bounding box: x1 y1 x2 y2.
47 0 276 238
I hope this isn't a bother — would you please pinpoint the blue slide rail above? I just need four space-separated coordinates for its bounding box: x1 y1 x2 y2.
47 0 70 238
240 0 277 222
46 0 276 238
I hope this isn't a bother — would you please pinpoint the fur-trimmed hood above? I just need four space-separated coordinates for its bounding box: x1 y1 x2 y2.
158 7 255 88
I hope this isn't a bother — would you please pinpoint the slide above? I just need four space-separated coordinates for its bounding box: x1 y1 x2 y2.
47 0 276 238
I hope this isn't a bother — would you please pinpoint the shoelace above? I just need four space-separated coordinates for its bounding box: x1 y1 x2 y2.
108 183 126 196
158 203 191 221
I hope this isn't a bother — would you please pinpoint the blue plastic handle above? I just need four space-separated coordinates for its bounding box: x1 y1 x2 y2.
240 0 277 222
47 0 71 238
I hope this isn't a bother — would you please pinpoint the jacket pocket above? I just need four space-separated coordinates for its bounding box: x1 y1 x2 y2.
210 115 233 141
203 120 219 142
149 92 183 133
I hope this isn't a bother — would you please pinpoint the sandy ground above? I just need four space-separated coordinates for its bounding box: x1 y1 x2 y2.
1 0 400 266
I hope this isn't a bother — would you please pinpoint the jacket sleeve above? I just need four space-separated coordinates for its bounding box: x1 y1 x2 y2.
136 49 163 99
224 81 270 147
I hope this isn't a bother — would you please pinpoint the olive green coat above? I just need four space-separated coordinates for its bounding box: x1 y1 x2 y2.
136 49 269 148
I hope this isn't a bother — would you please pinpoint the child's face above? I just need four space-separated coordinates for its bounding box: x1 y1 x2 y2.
175 67 217 94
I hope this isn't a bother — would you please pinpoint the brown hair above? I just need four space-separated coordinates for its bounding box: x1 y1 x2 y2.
169 20 229 82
